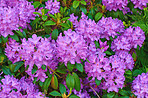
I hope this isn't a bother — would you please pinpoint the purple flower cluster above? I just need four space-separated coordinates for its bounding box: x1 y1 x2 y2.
45 0 60 14
0 0 35 37
131 0 148 10
5 34 57 82
56 29 88 65
102 0 129 12
132 72 148 97
85 40 134 92
97 17 124 40
111 26 145 51
0 75 45 98
69 13 124 42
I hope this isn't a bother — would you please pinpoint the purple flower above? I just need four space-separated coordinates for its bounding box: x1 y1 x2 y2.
111 26 145 51
132 72 148 98
45 0 60 14
56 29 88 65
131 0 148 10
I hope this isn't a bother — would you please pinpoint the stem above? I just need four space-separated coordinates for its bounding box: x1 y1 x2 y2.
89 85 100 98
47 66 61 78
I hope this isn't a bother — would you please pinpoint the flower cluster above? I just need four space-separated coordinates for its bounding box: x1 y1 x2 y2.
0 75 45 98
132 72 148 97
102 0 129 12
5 34 57 82
0 0 35 37
69 13 124 42
56 29 88 65
85 40 134 92
45 0 60 14
131 0 148 10
97 17 125 40
111 26 145 51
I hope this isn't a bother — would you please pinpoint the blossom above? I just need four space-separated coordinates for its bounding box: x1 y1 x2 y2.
56 29 88 65
0 75 45 98
132 72 148 98
131 0 148 10
111 26 145 51
45 0 60 14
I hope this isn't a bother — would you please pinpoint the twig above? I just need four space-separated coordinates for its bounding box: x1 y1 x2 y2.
89 85 100 98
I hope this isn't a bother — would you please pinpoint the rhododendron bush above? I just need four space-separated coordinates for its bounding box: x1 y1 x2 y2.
0 0 148 97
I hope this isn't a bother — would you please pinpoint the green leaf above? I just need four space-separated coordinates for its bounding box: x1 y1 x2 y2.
41 65 46 70
76 63 83 72
15 30 24 37
73 1 80 9
66 73 75 89
0 55 5 63
104 51 112 55
10 34 19 41
59 83 66 94
51 29 58 40
33 1 41 8
39 81 44 87
33 12 42 16
125 70 132 75
95 12 103 21
32 18 41 26
0 37 2 43
80 1 86 5
80 6 87 15
51 75 58 89
61 17 70 21
42 15 48 21
48 14 56 20
133 69 142 77
9 64 17 72
67 62 74 72
95 78 101 86
14 61 24 72
72 72 81 91
107 92 115 98
2 66 12 75
69 94 80 98
43 74 52 92
2 36 8 43
49 91 62 96
44 20 56 26
60 23 70 28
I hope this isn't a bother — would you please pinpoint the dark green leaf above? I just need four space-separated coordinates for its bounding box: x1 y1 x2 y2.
67 62 74 72
104 51 112 55
33 1 41 8
44 20 56 26
2 36 8 43
43 74 52 92
107 92 115 98
72 72 81 91
80 6 87 14
76 63 83 72
60 23 70 28
95 12 103 21
59 83 66 94
49 91 62 96
41 65 46 70
66 73 75 89
42 15 48 21
2 66 12 75
133 69 142 77
33 12 42 16
10 34 19 41
14 61 24 72
15 30 23 37
61 17 70 21
69 94 80 98
32 18 41 26
80 1 86 5
51 75 58 89
51 29 58 40
95 78 101 86
73 1 80 9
